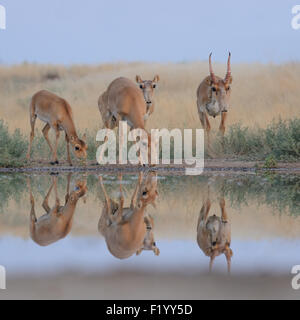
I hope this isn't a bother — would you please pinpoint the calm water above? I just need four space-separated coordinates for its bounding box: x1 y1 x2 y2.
0 172 299 277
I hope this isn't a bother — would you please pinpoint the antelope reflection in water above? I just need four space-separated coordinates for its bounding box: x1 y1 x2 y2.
28 174 87 246
98 172 160 259
197 186 233 273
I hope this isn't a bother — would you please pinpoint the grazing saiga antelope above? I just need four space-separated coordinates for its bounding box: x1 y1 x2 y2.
98 172 159 259
98 77 155 163
26 90 88 166
136 75 160 122
197 188 233 274
197 53 232 150
28 174 87 247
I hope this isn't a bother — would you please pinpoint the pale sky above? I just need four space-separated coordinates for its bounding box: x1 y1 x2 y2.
0 0 299 65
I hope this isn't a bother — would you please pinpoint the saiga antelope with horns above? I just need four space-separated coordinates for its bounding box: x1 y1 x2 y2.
98 172 159 259
98 77 159 164
28 174 87 247
197 188 233 274
27 90 88 166
197 53 232 150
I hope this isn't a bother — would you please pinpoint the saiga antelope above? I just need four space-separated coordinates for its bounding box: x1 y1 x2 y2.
136 75 160 122
98 172 159 259
98 77 157 164
197 188 233 273
28 174 87 246
197 53 232 151
27 90 88 166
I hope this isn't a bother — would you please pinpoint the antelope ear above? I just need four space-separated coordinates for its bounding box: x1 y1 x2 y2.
153 75 160 83
82 133 87 142
206 77 213 86
226 76 233 84
136 75 143 83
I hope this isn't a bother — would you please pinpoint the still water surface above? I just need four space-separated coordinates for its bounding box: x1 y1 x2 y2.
0 172 299 278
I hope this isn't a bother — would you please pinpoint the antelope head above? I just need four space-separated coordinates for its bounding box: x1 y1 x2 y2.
71 134 88 160
71 180 88 201
138 172 158 208
207 53 232 113
136 75 160 107
136 215 160 256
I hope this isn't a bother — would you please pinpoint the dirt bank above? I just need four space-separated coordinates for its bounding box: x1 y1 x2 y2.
0 160 299 175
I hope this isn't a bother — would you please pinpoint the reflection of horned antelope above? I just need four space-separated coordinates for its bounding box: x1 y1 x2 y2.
136 75 160 122
197 188 233 273
98 173 159 259
197 53 232 150
28 174 87 246
98 77 153 163
27 90 88 166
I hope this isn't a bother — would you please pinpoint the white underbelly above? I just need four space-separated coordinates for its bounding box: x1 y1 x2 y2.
36 114 64 131
36 113 50 124
206 101 221 118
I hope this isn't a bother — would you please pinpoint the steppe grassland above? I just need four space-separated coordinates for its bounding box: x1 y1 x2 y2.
0 61 299 134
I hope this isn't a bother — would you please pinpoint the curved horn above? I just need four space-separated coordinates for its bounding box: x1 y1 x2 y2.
224 52 232 83
209 53 217 84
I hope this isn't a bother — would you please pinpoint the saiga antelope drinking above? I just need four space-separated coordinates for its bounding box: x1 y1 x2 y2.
28 174 87 247
26 90 88 166
197 188 233 274
197 53 232 151
98 173 159 259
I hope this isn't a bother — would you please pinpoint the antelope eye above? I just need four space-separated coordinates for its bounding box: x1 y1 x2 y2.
153 242 156 246
75 146 80 151
226 86 231 91
140 85 144 89
152 84 156 89
212 87 217 92
142 191 147 196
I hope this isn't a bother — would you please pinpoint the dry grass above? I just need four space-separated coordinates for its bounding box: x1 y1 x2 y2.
0 61 299 135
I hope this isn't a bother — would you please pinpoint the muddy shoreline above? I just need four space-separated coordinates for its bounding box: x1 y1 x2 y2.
0 160 299 175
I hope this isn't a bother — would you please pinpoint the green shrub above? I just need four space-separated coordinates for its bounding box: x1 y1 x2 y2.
0 118 299 167
222 118 300 161
0 120 28 167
